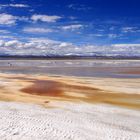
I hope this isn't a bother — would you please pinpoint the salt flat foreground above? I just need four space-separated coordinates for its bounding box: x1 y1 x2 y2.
0 102 139 140
0 72 139 140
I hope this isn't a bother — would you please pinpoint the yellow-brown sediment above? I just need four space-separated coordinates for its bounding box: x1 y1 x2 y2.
0 73 140 109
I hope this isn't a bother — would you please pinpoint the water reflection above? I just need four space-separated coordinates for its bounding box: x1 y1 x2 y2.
0 59 140 78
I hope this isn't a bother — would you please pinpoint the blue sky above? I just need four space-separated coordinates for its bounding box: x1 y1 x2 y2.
0 0 140 56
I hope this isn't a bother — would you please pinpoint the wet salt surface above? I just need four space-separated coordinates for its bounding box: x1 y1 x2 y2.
0 59 140 78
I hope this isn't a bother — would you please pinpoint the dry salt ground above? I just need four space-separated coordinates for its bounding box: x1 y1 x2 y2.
0 101 139 140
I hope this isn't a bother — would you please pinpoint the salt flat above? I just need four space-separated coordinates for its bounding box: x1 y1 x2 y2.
0 59 139 140
0 101 139 140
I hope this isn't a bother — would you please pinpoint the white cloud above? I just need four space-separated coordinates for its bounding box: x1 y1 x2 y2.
29 38 59 44
89 34 104 37
23 27 53 33
112 44 140 47
18 16 29 22
0 4 29 8
31 14 62 23
0 35 16 39
0 13 17 25
4 40 21 47
9 4 29 8
0 38 140 57
0 14 30 25
0 30 10 34
61 24 84 31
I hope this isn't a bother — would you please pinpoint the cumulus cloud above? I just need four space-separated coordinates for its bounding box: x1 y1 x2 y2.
0 38 140 56
31 14 62 23
23 27 54 33
61 24 84 31
0 13 29 25
0 13 17 25
0 13 62 25
0 39 74 56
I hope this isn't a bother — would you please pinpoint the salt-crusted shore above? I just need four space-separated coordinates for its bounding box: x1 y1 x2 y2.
0 101 139 140
0 73 140 140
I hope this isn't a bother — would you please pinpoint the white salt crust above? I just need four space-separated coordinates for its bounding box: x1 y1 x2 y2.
0 101 139 140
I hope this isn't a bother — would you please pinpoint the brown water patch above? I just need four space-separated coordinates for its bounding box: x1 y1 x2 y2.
21 79 140 109
120 70 140 75
21 80 63 97
21 80 99 96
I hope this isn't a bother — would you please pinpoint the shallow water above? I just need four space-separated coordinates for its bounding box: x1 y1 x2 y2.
0 59 140 78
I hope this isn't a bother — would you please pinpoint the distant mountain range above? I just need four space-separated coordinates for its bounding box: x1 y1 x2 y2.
0 55 140 60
